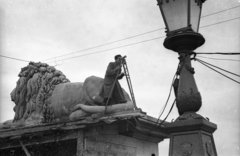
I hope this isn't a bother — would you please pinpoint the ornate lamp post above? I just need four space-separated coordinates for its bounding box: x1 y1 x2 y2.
159 0 205 117
156 0 218 155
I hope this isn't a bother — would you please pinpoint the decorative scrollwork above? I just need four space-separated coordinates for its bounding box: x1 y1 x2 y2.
206 141 213 156
176 88 202 115
180 142 193 156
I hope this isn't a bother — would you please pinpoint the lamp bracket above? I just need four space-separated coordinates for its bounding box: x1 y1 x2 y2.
163 31 205 52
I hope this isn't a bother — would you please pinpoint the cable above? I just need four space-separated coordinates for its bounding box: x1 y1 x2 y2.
41 7 240 62
196 59 240 84
138 99 177 134
156 99 176 128
196 58 240 77
46 36 165 64
125 99 175 135
197 56 240 62
196 52 240 55
45 17 240 64
200 17 240 28
201 5 240 18
143 62 180 133
155 73 176 125
41 28 164 61
0 54 30 63
123 62 179 134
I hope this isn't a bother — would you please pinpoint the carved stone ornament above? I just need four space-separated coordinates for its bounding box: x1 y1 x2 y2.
180 142 193 156
176 112 205 121
176 88 202 115
206 141 213 156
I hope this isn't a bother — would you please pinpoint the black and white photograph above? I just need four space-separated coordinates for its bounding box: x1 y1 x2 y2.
0 0 239 155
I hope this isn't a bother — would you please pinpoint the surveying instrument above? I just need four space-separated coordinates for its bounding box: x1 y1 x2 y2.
104 56 137 114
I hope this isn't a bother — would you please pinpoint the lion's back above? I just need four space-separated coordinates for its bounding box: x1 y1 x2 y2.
50 76 105 121
51 82 85 120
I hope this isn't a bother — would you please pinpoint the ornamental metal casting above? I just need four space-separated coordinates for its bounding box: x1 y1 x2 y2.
176 112 204 121
206 141 213 156
176 88 202 114
180 142 193 156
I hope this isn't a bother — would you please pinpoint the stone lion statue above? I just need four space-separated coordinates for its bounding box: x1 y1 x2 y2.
1 62 134 129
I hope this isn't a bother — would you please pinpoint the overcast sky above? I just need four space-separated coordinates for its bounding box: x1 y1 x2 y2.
0 0 239 155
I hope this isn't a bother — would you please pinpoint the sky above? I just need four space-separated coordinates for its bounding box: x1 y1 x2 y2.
0 0 239 155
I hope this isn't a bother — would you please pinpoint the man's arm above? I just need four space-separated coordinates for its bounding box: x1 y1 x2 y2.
117 72 125 79
105 63 121 77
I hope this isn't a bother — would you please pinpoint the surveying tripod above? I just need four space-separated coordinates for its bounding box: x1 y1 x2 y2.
104 56 137 114
121 57 137 109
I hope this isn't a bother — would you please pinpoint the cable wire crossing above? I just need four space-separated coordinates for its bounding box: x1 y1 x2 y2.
196 58 240 77
46 36 165 64
200 17 240 28
201 5 240 18
41 6 240 62
196 56 240 62
41 28 164 61
195 59 240 84
0 54 30 63
46 17 240 64
196 52 240 55
2 7 239 64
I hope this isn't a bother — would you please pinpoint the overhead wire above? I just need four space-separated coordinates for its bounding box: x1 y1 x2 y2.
45 36 165 64
195 58 240 77
0 54 30 63
42 6 240 62
45 17 240 64
196 56 240 62
0 6 238 63
196 52 240 55
41 28 165 61
201 5 240 18
200 16 240 28
195 58 240 84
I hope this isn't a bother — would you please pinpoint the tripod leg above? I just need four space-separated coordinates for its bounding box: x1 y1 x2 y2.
122 63 137 109
104 72 119 114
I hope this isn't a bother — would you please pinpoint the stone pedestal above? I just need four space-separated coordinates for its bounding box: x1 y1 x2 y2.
164 112 218 156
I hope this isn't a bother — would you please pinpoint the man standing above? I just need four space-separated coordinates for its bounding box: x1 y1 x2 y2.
100 55 127 105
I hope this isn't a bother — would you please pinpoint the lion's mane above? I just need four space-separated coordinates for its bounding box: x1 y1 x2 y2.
12 62 70 124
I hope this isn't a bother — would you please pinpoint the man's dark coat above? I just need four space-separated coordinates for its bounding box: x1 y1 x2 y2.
99 62 126 104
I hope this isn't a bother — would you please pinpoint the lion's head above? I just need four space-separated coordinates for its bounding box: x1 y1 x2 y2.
11 62 70 124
